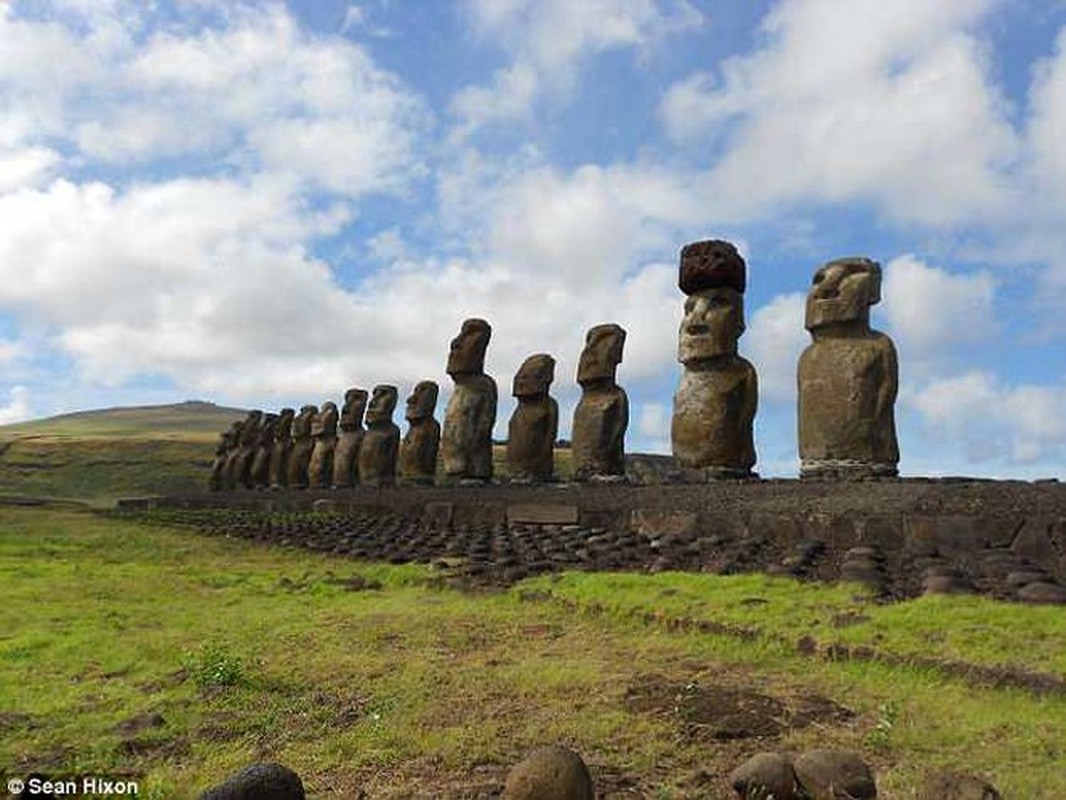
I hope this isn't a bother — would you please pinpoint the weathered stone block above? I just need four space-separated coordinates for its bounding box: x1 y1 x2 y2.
746 512 803 548
507 504 579 525
423 501 454 526
904 515 988 558
800 513 857 552
1012 518 1065 580
855 514 903 551
630 509 699 539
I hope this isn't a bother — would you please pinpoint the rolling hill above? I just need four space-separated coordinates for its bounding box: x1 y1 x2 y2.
0 401 247 504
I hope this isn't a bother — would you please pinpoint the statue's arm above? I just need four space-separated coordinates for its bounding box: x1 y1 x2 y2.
876 336 899 420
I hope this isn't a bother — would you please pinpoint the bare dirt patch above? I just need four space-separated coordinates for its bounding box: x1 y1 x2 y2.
624 674 854 742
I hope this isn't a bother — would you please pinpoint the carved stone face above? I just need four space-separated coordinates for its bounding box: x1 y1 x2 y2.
405 381 439 422
446 318 491 376
366 385 398 425
259 413 278 444
340 388 369 429
312 402 338 436
240 411 262 445
577 324 626 385
678 288 744 364
805 258 881 331
320 401 338 429
513 354 555 398
220 426 238 451
275 408 294 439
293 405 317 438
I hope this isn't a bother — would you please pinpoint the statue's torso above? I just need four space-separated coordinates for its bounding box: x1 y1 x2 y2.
671 358 757 471
442 375 497 478
507 398 558 479
400 419 440 482
359 424 401 486
572 387 628 477
798 333 898 466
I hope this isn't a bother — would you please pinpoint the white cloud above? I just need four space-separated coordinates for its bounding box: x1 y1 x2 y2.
448 62 539 139
1027 27 1066 208
0 156 684 408
0 338 24 364
663 0 1018 226
0 385 33 425
660 70 719 143
882 254 997 374
1 4 426 198
910 371 1066 468
745 292 806 406
466 0 702 77
452 0 703 137
636 401 670 452
0 147 60 192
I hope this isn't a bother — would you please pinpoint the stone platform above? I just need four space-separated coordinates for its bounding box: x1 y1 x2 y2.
118 478 1066 602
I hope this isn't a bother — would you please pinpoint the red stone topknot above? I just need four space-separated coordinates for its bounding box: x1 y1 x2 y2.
679 239 746 295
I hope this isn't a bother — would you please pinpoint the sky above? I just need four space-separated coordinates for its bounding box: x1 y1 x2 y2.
0 0 1064 479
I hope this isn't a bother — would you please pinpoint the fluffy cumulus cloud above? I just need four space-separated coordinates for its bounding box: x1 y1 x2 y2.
451 0 704 137
910 371 1066 467
663 0 1019 226
0 385 33 425
0 153 683 413
744 292 806 406
1026 26 1066 212
0 2 427 196
881 254 997 375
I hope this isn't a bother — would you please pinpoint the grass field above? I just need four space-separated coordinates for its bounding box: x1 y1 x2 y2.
0 402 246 505
2 507 1063 798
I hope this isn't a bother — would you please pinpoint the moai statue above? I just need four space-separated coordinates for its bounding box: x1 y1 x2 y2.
250 412 278 489
287 404 317 489
507 354 558 483
208 424 238 491
671 240 758 479
332 388 368 488
572 324 629 482
308 401 339 489
268 407 294 489
235 410 263 489
399 381 440 485
358 385 401 487
223 421 245 490
798 257 899 478
441 318 498 484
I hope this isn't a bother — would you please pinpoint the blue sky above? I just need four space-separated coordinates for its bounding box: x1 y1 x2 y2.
0 0 1063 478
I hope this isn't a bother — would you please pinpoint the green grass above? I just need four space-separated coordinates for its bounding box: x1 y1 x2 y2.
0 401 246 439
0 436 214 505
0 401 246 505
1 508 1063 798
524 570 1066 675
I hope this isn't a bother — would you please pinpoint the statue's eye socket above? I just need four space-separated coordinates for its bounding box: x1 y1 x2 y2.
813 272 825 284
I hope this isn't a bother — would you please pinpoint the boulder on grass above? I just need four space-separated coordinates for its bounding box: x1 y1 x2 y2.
502 745 594 800
793 749 876 799
728 751 800 799
199 763 305 800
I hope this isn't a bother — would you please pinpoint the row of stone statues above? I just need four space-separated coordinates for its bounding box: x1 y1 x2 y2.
670 240 898 479
210 238 899 487
209 320 629 490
